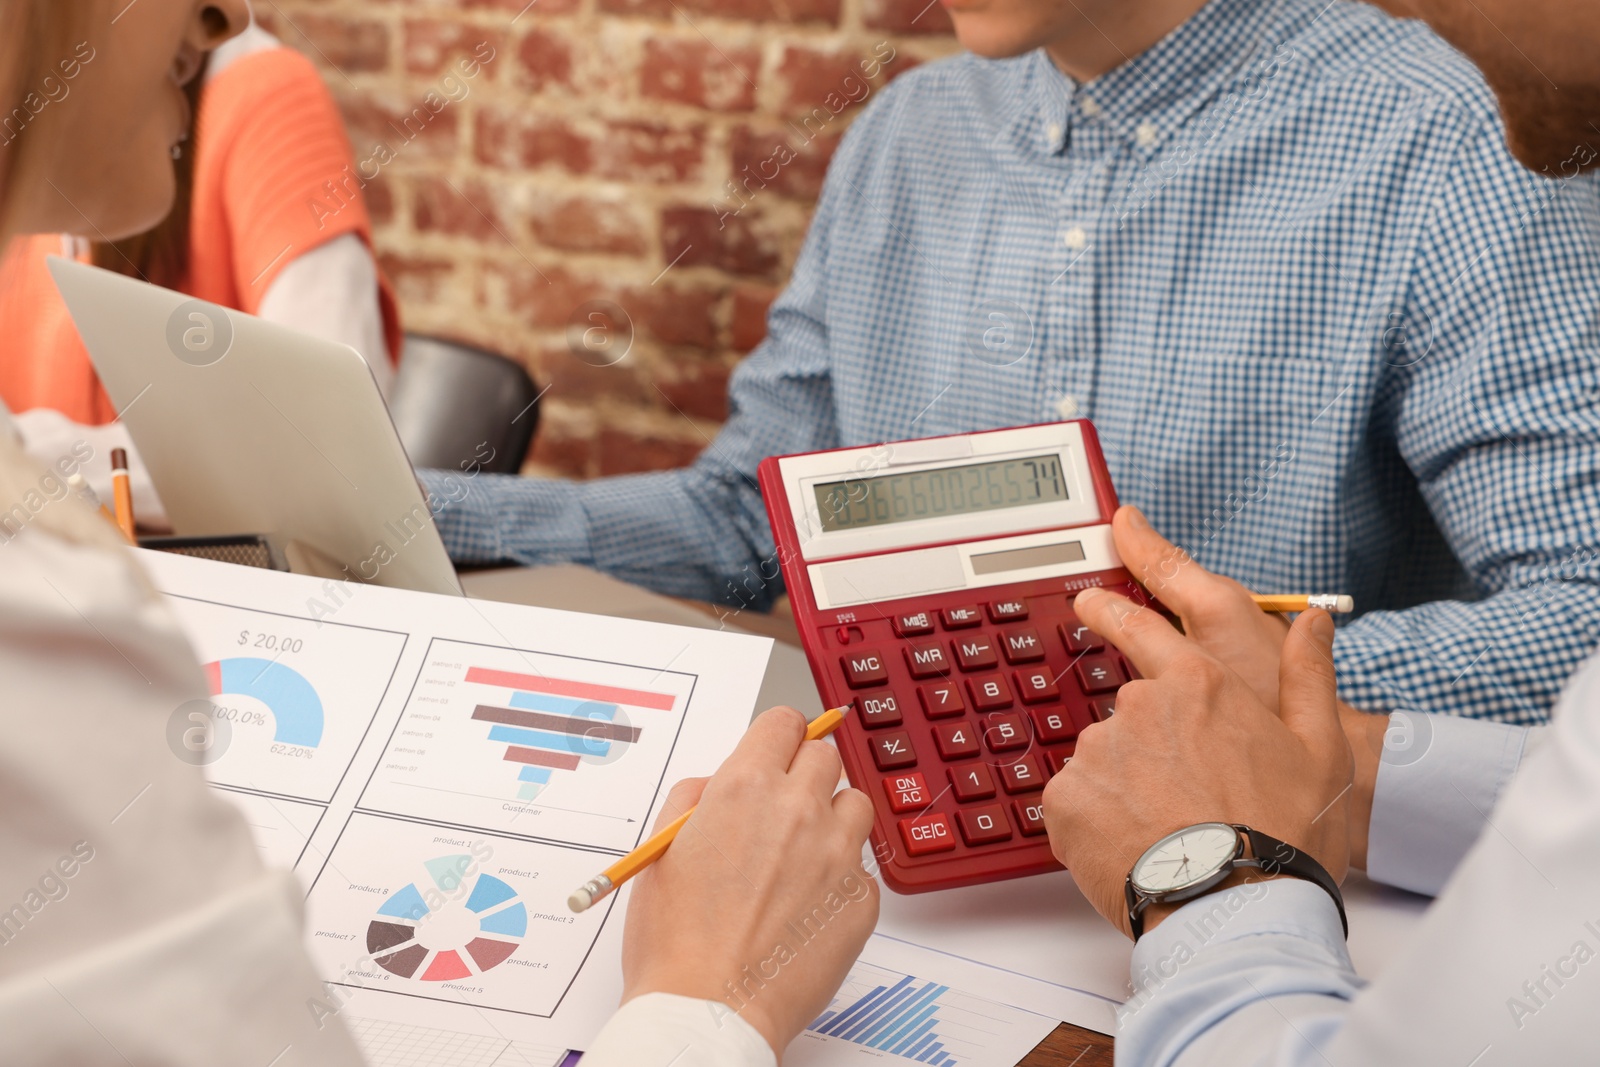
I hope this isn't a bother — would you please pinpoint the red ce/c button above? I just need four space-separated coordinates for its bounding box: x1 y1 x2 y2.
898 812 956 856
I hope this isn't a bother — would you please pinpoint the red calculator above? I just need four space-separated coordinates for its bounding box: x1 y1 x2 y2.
759 421 1152 893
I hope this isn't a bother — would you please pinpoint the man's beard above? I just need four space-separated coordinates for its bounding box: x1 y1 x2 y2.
1489 74 1600 176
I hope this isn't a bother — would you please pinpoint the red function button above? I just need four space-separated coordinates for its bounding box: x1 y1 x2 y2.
1060 619 1105 654
1031 707 1078 744
918 682 966 719
842 651 889 689
871 731 918 771
999 626 1046 664
957 804 1014 846
953 634 998 672
898 812 956 856
967 675 1015 711
1089 696 1118 721
834 625 864 645
1015 669 1062 704
982 713 1030 753
892 611 935 637
883 772 930 813
1075 655 1128 694
988 599 1029 622
941 605 983 629
903 641 952 679
1000 754 1046 794
855 691 903 728
949 763 997 801
1013 799 1049 836
932 721 981 760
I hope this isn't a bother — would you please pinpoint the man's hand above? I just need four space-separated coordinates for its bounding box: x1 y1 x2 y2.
1113 504 1384 869
1043 590 1353 938
1111 505 1291 710
619 707 879 1056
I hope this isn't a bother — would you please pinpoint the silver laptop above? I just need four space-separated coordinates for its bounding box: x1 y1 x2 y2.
48 256 462 596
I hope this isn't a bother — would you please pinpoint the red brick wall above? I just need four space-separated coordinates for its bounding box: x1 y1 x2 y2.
257 0 958 477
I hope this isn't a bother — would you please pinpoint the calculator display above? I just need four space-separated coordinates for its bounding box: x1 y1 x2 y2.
813 455 1068 532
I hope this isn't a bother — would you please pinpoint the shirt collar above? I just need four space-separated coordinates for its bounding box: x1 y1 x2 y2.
1023 0 1287 157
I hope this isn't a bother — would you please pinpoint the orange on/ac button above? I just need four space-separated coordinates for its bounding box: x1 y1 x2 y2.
898 812 956 856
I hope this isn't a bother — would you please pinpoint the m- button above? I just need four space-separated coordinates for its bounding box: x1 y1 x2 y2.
842 651 888 688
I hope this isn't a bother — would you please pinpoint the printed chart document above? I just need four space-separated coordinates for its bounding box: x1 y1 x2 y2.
136 550 772 1061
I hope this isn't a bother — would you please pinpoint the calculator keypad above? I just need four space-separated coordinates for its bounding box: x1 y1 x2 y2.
817 583 1145 890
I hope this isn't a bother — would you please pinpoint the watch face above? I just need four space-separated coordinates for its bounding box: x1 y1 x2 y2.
1131 823 1239 894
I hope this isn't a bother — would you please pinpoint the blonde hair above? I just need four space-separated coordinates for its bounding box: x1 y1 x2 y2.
0 0 90 240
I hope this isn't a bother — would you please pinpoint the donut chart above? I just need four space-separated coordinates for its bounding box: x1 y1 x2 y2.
366 855 527 981
204 657 325 747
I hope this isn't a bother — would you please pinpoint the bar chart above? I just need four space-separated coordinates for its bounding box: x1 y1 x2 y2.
788 960 1053 1066
361 639 697 851
811 973 959 1063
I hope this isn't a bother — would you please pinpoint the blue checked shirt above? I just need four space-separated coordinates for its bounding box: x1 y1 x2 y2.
427 0 1600 725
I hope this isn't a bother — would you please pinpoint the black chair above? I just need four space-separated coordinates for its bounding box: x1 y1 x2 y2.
389 334 541 476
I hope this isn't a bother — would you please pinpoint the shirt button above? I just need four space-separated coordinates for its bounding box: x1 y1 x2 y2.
1062 226 1088 250
1080 96 1102 117
1055 395 1080 419
1046 122 1063 144
1136 121 1159 147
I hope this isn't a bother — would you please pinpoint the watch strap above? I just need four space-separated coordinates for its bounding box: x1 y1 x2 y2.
1237 825 1348 938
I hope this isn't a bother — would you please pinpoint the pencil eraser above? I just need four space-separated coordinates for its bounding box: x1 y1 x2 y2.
568 888 592 913
1334 595 1354 613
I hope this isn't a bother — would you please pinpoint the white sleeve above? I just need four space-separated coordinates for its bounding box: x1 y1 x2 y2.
1117 650 1600 1067
580 993 777 1067
257 233 393 397
1365 712 1534 896
0 439 364 1066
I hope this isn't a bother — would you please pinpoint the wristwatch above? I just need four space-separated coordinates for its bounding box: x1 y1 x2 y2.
1124 822 1347 941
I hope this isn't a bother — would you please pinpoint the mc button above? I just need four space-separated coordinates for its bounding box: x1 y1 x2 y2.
842 651 889 688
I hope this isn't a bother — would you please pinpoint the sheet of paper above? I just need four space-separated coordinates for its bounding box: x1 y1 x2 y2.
874 862 1430 1036
136 549 773 1054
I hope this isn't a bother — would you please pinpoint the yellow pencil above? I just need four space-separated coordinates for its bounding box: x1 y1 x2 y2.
110 447 136 544
1252 594 1354 614
568 705 851 913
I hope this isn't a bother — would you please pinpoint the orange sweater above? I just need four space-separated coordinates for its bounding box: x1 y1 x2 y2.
0 48 399 424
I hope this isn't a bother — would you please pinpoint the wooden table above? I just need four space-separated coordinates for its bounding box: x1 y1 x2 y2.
1026 1023 1115 1065
675 598 1120 1066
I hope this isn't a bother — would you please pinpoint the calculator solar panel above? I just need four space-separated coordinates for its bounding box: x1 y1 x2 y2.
759 421 1155 893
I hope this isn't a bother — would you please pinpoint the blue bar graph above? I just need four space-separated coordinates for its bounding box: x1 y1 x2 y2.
517 766 552 783
508 692 617 719
808 974 959 1065
487 724 613 757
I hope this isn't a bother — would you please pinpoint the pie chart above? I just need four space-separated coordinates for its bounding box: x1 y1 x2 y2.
204 657 325 747
365 855 527 981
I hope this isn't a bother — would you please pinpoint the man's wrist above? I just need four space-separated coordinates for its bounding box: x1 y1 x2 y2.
1140 866 1285 935
1339 702 1385 871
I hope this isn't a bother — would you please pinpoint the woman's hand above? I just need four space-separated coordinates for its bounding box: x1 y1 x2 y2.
618 707 879 1056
